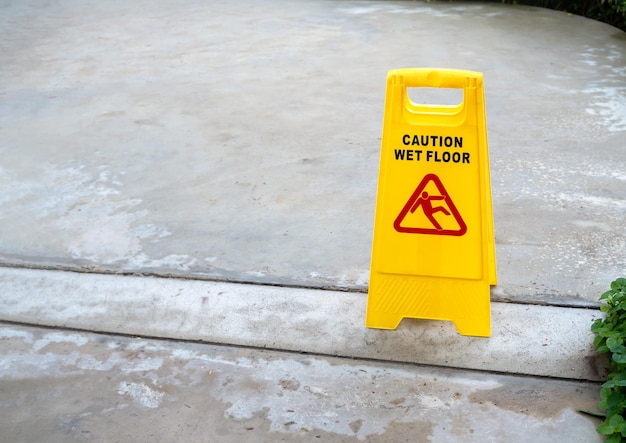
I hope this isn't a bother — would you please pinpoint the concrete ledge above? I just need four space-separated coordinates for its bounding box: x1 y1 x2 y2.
0 266 608 381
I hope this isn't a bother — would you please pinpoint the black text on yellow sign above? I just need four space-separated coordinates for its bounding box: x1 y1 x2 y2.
366 68 497 337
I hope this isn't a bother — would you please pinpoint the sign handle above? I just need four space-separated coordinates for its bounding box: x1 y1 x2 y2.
396 68 482 89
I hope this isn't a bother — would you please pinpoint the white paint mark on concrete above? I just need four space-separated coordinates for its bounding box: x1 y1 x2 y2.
76 353 164 373
0 351 82 378
33 332 89 352
611 171 626 181
117 381 164 408
570 220 613 231
584 85 626 132
211 356 501 440
0 162 198 270
0 327 33 343
126 253 197 270
556 193 626 210
336 269 369 287
339 4 503 18
580 45 626 132
244 270 266 278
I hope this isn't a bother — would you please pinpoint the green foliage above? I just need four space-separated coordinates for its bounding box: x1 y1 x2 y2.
592 278 626 442
496 0 626 31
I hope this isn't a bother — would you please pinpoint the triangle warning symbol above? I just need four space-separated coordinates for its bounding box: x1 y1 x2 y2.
394 174 467 236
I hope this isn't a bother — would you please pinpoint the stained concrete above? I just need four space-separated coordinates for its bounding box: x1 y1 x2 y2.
0 323 604 442
0 0 625 306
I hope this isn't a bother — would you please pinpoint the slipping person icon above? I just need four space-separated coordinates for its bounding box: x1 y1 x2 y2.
410 191 450 230
393 174 467 236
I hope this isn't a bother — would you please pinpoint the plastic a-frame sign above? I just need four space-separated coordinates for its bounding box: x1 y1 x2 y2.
366 68 497 337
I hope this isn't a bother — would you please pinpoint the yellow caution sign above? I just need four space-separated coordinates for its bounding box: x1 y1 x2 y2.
367 68 497 337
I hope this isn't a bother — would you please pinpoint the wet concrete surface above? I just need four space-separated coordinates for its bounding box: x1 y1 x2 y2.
0 0 624 306
0 323 603 442
0 3 621 439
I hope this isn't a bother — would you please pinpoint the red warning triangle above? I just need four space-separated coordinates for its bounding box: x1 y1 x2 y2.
394 174 467 236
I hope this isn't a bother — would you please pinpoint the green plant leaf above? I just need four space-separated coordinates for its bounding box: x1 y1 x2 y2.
593 278 626 440
605 433 622 443
607 391 626 408
598 420 615 435
607 337 624 349
613 372 626 381
600 388 610 403
592 320 606 333
598 414 625 437
611 278 626 290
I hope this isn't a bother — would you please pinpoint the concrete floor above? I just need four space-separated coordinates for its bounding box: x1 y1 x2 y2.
0 323 603 443
0 2 623 441
0 0 624 306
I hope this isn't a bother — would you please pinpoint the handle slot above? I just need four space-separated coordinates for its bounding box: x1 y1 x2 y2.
406 87 464 108
389 68 482 125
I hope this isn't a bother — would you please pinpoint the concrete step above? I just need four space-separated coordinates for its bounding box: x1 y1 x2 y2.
0 266 608 381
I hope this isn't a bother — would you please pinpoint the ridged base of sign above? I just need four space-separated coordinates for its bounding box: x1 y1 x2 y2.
367 273 491 337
